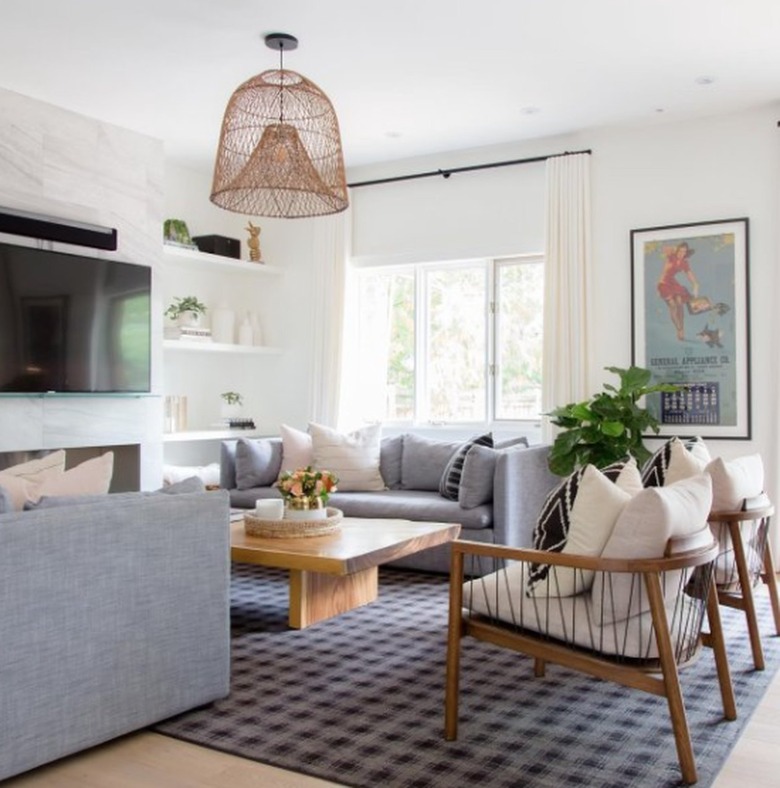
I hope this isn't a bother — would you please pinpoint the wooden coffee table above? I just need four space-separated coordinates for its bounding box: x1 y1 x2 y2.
231 517 460 628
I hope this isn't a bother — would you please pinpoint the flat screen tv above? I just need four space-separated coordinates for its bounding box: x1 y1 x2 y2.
0 242 151 393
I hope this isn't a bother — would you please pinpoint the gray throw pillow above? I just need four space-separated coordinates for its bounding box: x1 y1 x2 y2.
379 434 404 489
400 434 461 491
439 433 493 501
235 438 283 490
458 444 498 509
161 476 206 494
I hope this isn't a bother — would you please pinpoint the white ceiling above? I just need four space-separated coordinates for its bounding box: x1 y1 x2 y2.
1 0 779 172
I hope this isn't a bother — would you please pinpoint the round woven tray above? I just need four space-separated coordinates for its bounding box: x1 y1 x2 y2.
244 507 343 538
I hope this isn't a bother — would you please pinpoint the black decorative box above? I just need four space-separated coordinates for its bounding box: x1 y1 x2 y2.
192 234 240 259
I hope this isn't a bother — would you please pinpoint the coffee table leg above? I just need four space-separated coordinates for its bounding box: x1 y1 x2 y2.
288 566 379 628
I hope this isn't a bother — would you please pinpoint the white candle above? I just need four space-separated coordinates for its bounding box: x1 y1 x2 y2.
255 499 284 520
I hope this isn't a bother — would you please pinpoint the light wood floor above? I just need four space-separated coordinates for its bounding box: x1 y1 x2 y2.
4 666 779 787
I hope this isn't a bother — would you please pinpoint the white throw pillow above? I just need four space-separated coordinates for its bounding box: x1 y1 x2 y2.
309 422 385 492
0 461 66 511
641 437 711 487
279 423 314 474
35 452 114 500
592 473 713 625
1 449 66 479
529 464 633 597
706 454 764 512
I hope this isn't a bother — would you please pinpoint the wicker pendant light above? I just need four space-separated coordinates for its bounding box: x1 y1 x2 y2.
210 33 348 219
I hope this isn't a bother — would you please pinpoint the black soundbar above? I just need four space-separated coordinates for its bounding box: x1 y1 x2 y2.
0 208 118 250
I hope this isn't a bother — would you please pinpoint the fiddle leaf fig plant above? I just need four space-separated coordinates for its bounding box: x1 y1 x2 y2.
546 365 679 477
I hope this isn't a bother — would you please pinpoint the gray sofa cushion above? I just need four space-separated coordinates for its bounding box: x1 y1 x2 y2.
439 432 493 500
401 434 461 491
328 489 492 530
235 438 283 490
379 435 404 489
458 444 499 509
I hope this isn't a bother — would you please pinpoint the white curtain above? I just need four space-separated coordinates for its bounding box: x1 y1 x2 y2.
541 153 592 443
309 208 351 426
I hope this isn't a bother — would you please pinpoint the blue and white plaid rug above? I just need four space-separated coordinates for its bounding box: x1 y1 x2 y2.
155 563 780 787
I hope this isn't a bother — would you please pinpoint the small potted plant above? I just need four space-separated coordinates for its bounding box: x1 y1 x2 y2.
220 391 243 419
165 296 207 327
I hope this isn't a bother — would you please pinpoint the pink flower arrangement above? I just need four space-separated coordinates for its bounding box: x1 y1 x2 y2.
276 466 338 505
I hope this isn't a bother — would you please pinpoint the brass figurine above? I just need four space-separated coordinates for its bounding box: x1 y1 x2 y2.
246 221 262 262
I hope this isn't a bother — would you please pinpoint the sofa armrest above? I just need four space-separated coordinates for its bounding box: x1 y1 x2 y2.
492 444 559 547
0 490 231 781
220 440 239 489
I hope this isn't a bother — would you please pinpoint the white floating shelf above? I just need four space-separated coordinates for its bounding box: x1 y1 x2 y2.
163 340 281 355
163 429 270 443
162 244 281 275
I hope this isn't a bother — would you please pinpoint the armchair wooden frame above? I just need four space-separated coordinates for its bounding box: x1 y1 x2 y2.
708 504 780 671
445 533 736 786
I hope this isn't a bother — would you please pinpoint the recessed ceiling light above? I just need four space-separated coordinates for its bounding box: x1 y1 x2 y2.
695 76 715 85
385 131 403 139
520 106 541 115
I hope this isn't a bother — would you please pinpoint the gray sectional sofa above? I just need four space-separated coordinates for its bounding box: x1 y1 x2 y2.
0 489 231 782
221 434 559 573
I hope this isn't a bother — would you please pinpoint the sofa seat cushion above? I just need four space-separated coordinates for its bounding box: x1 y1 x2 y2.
328 490 492 530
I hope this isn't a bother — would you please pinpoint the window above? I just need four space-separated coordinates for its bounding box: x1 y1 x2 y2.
352 256 543 425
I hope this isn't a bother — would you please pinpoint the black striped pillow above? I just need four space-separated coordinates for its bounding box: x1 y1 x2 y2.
439 433 493 501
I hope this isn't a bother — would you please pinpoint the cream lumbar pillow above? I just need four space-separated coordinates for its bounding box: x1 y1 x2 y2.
0 452 68 511
0 471 56 511
34 452 114 501
279 423 314 475
2 449 67 479
309 422 385 492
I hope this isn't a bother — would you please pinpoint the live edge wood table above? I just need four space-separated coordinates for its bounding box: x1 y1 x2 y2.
230 517 461 629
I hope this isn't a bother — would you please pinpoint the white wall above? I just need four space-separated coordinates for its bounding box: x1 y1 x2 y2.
163 163 320 435
345 106 780 505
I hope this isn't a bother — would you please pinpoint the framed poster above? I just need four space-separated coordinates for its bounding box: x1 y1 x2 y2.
631 218 750 439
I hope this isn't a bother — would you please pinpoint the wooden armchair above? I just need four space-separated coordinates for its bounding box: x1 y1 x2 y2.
445 530 736 786
708 501 780 670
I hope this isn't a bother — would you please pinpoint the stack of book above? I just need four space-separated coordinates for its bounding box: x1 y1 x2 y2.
179 326 212 342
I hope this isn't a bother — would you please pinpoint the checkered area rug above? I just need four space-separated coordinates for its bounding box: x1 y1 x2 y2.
154 564 780 788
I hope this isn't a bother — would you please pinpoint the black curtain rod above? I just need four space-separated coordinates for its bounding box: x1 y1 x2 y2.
347 148 592 189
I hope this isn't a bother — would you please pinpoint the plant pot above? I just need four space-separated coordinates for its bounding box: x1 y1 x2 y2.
284 498 328 521
177 311 204 329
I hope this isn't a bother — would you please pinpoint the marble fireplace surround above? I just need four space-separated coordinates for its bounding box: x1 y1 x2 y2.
0 394 162 490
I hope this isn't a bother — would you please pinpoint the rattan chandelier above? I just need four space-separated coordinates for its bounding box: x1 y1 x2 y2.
210 33 348 219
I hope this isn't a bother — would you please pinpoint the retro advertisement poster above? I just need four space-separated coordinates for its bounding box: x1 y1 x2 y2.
631 218 750 439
